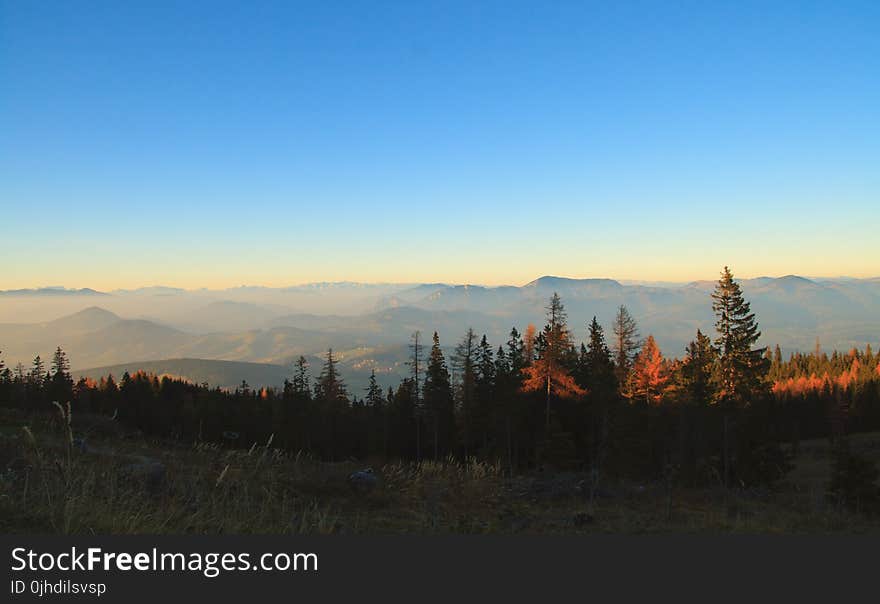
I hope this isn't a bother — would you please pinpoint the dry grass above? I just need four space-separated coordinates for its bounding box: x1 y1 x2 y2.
1 408 878 534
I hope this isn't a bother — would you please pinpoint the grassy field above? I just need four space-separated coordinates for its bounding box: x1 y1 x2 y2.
1 408 878 534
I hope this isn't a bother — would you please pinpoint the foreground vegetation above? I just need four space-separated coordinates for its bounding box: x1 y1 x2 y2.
1 407 877 534
2 266 878 533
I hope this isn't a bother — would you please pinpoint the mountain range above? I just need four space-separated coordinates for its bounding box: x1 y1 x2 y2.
1 275 877 391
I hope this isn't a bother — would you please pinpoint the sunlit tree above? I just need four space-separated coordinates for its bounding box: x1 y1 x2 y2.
521 293 585 429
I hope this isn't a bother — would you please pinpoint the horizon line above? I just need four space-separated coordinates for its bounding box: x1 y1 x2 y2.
3 272 879 294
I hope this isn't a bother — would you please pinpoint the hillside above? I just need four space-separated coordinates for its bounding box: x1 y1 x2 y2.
75 358 292 390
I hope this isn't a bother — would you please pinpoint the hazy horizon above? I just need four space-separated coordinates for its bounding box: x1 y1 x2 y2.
4 271 879 293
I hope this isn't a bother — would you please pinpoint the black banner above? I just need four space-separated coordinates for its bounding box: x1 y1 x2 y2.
1 535 875 602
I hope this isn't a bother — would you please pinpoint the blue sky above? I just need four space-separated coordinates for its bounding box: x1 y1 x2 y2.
1 1 878 289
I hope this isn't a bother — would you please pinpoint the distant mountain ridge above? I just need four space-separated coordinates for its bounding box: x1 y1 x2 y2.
2 274 878 392
0 287 107 296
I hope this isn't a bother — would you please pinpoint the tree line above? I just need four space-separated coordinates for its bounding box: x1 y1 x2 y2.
2 267 879 490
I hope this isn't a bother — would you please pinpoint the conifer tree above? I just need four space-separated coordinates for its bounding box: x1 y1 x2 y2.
506 327 525 373
711 266 769 404
292 356 311 396
407 331 424 460
47 346 74 404
521 293 585 429
680 329 716 404
315 348 347 406
365 369 388 456
51 346 70 380
29 355 45 389
453 328 478 458
612 305 641 391
629 335 669 405
424 332 454 458
474 334 496 452
580 317 616 395
366 369 384 407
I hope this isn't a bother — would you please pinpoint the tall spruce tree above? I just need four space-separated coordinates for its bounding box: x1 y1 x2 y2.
365 369 388 457
680 329 716 404
423 332 454 459
521 293 584 429
474 334 496 452
579 317 616 395
315 349 347 406
407 331 424 460
365 369 384 407
29 355 45 393
292 356 311 396
711 266 769 404
48 346 74 404
453 328 478 458
612 305 641 392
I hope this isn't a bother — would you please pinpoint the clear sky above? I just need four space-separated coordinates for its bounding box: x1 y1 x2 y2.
1 1 878 289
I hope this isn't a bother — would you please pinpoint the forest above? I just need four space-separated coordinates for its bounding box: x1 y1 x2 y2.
2 267 879 518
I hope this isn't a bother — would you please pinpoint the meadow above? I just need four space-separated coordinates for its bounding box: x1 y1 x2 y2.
1 407 878 535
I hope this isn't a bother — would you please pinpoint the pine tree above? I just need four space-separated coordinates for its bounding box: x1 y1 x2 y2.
51 346 70 379
521 293 585 429
313 349 349 459
506 327 525 373
29 355 45 388
680 329 716 404
453 328 478 458
48 346 74 404
292 356 311 396
711 266 769 404
407 331 424 460
424 332 455 459
365 369 384 407
612 305 641 390
315 348 347 406
580 317 616 395
474 334 496 452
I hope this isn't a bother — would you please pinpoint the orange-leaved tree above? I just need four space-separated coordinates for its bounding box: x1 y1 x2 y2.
521 293 585 429
629 334 669 405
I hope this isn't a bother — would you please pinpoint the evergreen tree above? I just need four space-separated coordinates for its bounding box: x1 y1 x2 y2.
365 369 384 407
51 346 70 380
506 327 525 373
612 305 641 391
0 351 8 408
48 346 74 404
292 356 311 396
29 355 45 388
711 266 769 404
521 293 584 429
453 328 478 458
579 317 617 395
315 348 347 406
423 332 455 458
474 334 496 452
407 331 425 460
680 329 716 404
314 348 349 459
